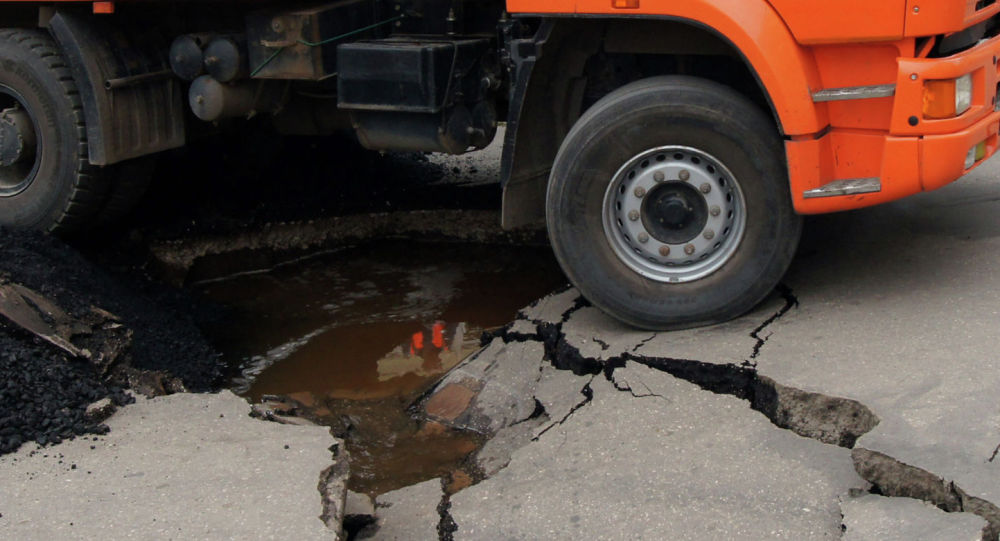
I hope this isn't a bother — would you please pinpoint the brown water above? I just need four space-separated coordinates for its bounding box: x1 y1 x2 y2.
195 240 566 495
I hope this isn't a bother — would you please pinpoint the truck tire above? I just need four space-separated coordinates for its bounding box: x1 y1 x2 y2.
546 76 801 330
94 157 155 225
0 29 104 234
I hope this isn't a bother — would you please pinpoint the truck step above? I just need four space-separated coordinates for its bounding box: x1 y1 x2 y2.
803 178 881 198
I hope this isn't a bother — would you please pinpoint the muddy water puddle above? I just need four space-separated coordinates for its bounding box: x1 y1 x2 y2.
194 240 565 495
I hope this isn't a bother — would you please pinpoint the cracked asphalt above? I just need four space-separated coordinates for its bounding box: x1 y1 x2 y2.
386 159 1000 540
4 144 1000 540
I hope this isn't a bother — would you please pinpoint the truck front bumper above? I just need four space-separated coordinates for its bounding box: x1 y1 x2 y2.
789 32 1000 214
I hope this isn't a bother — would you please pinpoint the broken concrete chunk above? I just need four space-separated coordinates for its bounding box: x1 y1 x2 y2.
420 338 546 434
518 288 581 324
506 319 538 337
319 444 350 540
841 494 987 541
424 381 481 423
346 490 375 518
372 479 443 541
475 416 545 477
83 398 116 423
560 306 654 360
0 283 89 359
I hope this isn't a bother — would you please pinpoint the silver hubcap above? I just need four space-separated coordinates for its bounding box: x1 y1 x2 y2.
602 146 747 283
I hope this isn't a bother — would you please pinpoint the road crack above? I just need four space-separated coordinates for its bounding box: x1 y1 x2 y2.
605 360 669 401
744 283 798 366
531 375 596 441
854 448 1000 540
468 289 999 537
437 481 458 541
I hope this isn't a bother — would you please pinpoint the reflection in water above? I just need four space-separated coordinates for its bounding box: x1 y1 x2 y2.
196 240 566 495
378 321 466 382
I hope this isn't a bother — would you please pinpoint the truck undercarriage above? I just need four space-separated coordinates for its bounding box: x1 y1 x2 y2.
0 0 998 329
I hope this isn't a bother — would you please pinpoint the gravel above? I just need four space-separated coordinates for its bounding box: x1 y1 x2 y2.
0 330 132 454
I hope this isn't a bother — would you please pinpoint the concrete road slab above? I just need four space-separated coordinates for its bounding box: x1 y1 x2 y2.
841 494 986 541
0 391 339 540
540 162 1000 535
451 363 863 540
371 479 442 540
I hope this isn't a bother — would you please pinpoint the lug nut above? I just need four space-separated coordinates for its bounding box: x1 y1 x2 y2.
710 206 721 217
634 186 646 198
704 229 715 240
628 209 640 221
684 244 695 255
659 246 671 257
678 169 690 181
637 232 649 244
700 183 712 194
653 171 665 182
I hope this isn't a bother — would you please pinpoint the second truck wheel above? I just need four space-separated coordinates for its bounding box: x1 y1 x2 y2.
0 29 105 234
546 76 802 330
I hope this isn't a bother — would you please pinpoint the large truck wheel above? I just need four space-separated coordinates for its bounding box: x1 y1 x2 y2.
546 76 802 330
0 29 104 234
94 157 155 225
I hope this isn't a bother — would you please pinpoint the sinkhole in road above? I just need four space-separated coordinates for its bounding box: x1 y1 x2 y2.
193 239 566 496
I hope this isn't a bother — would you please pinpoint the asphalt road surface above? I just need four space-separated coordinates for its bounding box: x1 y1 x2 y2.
5 153 1000 541
416 158 1000 540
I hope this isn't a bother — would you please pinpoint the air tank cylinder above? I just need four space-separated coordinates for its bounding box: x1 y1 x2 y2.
203 35 248 83
169 33 214 81
188 76 284 122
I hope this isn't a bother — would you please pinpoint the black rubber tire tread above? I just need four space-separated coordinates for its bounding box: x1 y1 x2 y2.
0 29 105 235
546 75 802 330
94 156 155 225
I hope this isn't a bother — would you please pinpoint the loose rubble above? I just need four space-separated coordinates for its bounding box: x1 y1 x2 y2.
0 229 222 455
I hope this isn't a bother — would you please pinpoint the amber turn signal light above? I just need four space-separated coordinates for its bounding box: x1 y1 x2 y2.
923 74 973 119
612 0 640 8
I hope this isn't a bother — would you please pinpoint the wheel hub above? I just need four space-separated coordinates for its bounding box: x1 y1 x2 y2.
603 146 747 283
0 107 35 167
642 182 708 244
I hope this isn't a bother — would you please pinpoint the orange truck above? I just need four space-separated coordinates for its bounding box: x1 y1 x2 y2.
0 1 995 329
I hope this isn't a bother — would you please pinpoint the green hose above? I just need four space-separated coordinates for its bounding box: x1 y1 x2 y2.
250 14 406 78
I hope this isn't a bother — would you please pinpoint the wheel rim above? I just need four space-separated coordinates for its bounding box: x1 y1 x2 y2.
602 146 747 283
0 86 40 197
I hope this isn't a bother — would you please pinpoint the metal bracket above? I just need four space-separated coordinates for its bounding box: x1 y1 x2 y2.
812 84 895 102
803 178 882 198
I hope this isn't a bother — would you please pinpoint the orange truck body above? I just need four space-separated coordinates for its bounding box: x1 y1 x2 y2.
503 0 1000 215
13 0 1000 216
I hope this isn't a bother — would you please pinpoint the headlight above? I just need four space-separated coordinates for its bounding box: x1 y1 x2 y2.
923 73 973 119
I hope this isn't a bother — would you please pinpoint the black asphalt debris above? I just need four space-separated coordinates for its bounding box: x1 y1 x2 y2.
0 229 223 455
0 229 221 388
0 330 131 454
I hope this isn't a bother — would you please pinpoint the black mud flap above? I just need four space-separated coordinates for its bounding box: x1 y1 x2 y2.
49 11 185 166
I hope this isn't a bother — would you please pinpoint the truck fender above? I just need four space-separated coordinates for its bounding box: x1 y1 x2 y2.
48 11 185 166
501 1 826 228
